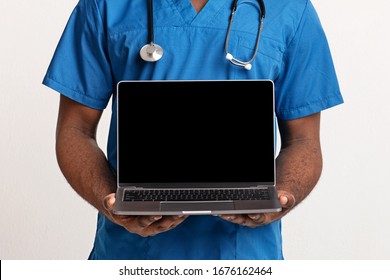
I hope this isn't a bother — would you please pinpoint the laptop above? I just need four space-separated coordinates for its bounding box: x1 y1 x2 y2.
114 80 282 215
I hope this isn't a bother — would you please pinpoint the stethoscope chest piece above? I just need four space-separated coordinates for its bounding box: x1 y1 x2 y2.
140 43 163 62
140 0 266 68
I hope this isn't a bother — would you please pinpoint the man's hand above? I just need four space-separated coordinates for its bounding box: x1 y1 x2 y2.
217 190 295 227
219 112 322 228
103 194 188 237
56 96 188 238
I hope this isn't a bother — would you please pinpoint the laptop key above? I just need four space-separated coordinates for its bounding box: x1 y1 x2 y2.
123 188 270 202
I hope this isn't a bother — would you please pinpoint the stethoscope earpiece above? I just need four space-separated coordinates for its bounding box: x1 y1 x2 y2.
244 64 252 71
226 53 252 71
224 0 265 71
140 0 265 71
225 53 233 61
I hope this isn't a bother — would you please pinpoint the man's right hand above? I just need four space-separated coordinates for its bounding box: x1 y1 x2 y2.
103 193 188 237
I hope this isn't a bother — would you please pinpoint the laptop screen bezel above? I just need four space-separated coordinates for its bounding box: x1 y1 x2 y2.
116 80 276 187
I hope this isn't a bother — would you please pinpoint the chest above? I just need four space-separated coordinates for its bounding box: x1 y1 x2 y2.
104 0 286 80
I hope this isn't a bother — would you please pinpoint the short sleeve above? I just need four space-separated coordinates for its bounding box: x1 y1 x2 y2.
42 0 113 110
274 1 344 120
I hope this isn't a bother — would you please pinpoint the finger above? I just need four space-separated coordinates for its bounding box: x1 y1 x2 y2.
135 216 186 237
218 214 265 228
138 215 185 232
153 215 187 232
278 192 296 209
219 214 246 224
103 193 116 211
168 215 186 221
247 213 266 224
121 216 163 237
137 215 163 228
255 194 295 225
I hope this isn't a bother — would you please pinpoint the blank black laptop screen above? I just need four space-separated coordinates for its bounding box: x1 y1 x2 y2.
117 80 275 184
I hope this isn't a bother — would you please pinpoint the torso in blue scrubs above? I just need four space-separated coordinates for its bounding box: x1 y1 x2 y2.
43 0 343 259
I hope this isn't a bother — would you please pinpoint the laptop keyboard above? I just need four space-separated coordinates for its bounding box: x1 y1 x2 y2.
123 188 271 202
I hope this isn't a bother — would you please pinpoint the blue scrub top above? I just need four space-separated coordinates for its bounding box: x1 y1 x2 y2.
43 0 343 260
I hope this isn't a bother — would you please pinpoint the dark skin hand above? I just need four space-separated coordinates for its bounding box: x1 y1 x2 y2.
56 95 322 236
218 112 323 227
56 95 187 237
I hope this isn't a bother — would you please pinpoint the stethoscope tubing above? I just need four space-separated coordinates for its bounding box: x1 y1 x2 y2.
225 0 265 70
140 0 266 70
139 0 163 62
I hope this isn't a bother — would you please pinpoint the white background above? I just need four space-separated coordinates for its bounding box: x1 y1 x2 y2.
0 0 389 260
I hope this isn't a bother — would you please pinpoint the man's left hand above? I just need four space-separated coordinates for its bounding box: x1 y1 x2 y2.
217 190 295 227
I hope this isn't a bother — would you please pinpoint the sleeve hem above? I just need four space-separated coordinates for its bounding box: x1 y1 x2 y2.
42 76 110 110
276 93 344 120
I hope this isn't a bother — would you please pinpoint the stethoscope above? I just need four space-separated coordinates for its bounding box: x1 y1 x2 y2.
140 0 266 71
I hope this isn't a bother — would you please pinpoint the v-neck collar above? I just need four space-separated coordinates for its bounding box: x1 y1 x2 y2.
170 0 229 25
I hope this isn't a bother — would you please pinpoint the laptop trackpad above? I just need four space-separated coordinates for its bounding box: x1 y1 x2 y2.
160 201 234 211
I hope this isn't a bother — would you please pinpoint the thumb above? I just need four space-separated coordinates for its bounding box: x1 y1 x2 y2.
103 193 116 211
278 190 296 209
